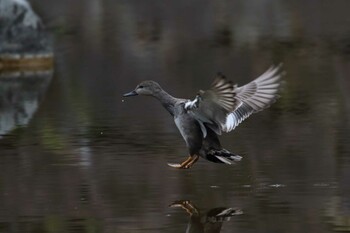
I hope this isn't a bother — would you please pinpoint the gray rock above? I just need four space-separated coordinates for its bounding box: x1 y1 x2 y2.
0 0 52 54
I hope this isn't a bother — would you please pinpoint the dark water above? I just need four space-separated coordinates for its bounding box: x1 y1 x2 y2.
1 0 350 232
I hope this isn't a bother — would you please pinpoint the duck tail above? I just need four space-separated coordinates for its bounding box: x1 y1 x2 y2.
206 207 243 222
206 148 242 165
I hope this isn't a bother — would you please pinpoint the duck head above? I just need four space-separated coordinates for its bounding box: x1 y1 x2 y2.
123 80 162 97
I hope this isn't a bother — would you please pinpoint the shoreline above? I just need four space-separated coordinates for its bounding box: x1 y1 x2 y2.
0 53 54 72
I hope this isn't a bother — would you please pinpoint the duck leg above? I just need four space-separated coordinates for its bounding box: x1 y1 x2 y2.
168 155 198 169
185 154 199 168
169 200 199 216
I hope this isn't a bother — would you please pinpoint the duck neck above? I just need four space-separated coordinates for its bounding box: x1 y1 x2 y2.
153 89 177 116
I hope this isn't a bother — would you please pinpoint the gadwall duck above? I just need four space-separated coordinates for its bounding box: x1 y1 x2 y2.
123 65 283 169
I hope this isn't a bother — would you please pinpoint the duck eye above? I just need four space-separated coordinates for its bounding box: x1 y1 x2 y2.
139 85 144 88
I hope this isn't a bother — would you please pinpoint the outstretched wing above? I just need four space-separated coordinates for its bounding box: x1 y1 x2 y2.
224 64 283 132
186 65 283 135
185 73 239 135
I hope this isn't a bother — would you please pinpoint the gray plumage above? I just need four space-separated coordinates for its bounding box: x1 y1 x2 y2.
123 65 283 167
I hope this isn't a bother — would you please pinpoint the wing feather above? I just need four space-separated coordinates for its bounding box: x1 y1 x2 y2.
186 65 284 136
223 64 284 132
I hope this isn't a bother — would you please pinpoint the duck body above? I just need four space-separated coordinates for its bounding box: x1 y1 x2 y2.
123 65 283 168
173 102 241 165
173 103 203 156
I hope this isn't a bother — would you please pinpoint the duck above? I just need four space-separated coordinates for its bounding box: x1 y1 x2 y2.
123 65 283 169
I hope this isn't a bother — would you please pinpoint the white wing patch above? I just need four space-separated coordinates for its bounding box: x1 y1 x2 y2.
222 102 242 131
222 64 283 132
222 103 254 132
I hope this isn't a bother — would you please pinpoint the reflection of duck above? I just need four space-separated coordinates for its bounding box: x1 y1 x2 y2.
123 65 283 168
170 200 243 233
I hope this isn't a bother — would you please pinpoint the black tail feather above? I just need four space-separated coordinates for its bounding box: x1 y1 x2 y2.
205 148 242 164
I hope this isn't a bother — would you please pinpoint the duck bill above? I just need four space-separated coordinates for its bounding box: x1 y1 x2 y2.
123 90 138 97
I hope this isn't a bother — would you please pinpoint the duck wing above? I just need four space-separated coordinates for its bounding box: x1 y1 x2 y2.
186 64 283 135
184 73 237 135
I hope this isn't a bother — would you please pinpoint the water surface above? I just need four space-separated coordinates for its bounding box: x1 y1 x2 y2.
1 0 350 232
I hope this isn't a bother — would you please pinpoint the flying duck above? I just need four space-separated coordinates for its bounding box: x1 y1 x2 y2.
123 65 283 169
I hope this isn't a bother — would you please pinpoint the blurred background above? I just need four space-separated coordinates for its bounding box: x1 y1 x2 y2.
1 0 350 232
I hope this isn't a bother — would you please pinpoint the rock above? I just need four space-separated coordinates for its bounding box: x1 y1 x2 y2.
0 0 53 137
0 0 52 55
